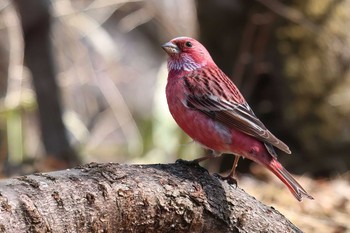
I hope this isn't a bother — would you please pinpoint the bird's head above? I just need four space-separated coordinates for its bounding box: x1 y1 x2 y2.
162 37 214 72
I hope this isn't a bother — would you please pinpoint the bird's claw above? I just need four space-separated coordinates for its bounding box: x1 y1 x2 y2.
213 173 238 186
175 159 209 173
175 159 200 166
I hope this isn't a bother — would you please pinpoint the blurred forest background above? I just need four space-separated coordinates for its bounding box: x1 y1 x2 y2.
0 0 349 232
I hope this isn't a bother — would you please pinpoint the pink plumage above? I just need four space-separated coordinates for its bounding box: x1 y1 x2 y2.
162 36 313 201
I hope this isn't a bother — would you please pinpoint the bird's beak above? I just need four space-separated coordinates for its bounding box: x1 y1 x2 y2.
162 41 180 55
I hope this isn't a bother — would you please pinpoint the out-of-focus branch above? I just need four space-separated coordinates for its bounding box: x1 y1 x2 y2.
256 0 319 32
2 2 25 164
14 0 79 166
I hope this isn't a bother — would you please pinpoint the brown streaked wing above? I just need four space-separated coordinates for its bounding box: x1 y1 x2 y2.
185 95 291 155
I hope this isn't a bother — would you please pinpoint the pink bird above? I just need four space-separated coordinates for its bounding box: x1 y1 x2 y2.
162 36 313 201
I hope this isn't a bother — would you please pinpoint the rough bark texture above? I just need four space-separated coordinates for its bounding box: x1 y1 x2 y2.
0 162 302 233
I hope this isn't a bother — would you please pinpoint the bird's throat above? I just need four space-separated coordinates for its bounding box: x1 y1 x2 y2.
168 54 205 72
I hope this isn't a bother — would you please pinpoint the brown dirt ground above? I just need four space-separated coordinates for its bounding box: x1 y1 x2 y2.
239 165 350 233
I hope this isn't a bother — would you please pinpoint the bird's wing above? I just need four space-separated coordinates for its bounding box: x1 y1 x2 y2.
183 74 291 155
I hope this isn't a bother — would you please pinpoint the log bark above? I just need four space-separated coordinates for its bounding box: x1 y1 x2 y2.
0 162 302 233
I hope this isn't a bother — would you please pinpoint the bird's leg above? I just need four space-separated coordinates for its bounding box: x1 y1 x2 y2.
176 155 212 173
176 150 222 166
226 155 240 178
193 150 222 163
214 155 240 186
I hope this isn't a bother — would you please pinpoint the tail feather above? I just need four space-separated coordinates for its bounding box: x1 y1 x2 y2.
267 159 313 201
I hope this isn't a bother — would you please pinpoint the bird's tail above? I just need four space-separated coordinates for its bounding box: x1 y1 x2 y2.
266 159 314 201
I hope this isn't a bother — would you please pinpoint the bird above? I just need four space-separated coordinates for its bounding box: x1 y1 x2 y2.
162 36 313 201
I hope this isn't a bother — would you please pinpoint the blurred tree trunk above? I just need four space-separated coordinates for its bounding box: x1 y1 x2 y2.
264 0 350 176
0 162 302 232
14 0 79 166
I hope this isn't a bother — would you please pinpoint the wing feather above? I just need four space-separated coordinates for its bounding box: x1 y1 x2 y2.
185 90 291 155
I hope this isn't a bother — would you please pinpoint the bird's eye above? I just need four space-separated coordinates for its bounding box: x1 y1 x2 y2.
185 41 192 48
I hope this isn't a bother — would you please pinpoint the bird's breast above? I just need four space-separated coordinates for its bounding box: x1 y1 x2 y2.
166 77 232 152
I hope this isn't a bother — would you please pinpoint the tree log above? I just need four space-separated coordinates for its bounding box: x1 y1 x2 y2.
0 162 302 232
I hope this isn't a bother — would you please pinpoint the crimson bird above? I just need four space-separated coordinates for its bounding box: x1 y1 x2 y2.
162 36 313 201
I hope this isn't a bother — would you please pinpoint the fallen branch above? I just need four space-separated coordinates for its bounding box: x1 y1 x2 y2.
0 162 302 232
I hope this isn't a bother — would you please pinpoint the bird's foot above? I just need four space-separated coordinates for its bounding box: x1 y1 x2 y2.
175 158 200 166
213 173 237 186
175 159 208 173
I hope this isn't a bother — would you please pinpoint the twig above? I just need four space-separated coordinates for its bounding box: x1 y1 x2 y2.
256 0 319 33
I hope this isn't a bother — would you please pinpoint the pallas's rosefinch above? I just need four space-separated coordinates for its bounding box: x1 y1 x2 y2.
162 37 313 201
